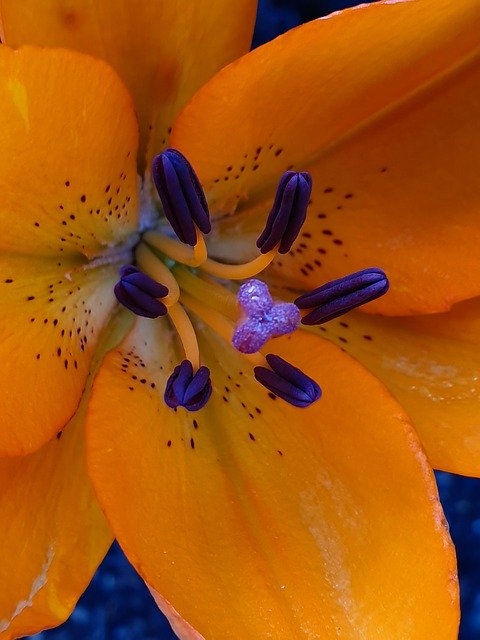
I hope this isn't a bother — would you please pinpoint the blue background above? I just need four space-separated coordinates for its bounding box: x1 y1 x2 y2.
26 1 480 638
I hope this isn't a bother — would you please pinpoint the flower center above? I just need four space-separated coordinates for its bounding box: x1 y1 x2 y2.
114 149 389 412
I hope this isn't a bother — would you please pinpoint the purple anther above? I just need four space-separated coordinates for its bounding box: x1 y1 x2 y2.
295 268 389 325
114 265 168 318
256 171 312 254
164 359 212 411
152 148 211 246
254 354 321 407
232 279 301 354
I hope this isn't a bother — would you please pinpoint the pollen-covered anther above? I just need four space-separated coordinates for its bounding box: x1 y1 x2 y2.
295 268 389 325
254 354 321 407
114 265 169 318
232 279 301 354
152 148 211 246
257 170 312 254
164 359 212 412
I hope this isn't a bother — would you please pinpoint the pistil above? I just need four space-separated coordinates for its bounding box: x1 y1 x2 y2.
179 289 320 408
172 266 239 321
232 279 301 354
179 290 266 365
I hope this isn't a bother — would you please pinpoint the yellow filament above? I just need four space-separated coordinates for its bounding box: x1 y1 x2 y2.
180 292 266 367
135 243 180 307
168 302 200 371
143 227 207 267
198 246 278 280
172 265 239 321
193 229 208 264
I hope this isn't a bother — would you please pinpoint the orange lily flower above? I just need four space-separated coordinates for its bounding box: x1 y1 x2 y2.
0 0 478 637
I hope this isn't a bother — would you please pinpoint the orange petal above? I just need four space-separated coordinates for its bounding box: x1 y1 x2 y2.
0 0 258 170
0 381 112 639
148 586 204 640
0 45 139 456
0 253 122 456
172 0 480 315
314 296 480 477
0 46 138 257
86 317 458 639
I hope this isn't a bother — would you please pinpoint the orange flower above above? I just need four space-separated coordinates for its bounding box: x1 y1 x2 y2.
0 0 479 637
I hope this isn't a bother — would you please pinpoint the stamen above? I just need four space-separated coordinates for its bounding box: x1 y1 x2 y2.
114 265 168 318
232 279 301 354
164 360 212 412
167 302 200 371
152 148 211 246
135 242 180 307
199 247 278 280
143 228 207 268
197 171 311 279
295 268 389 325
257 171 312 254
163 297 210 410
254 354 321 407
